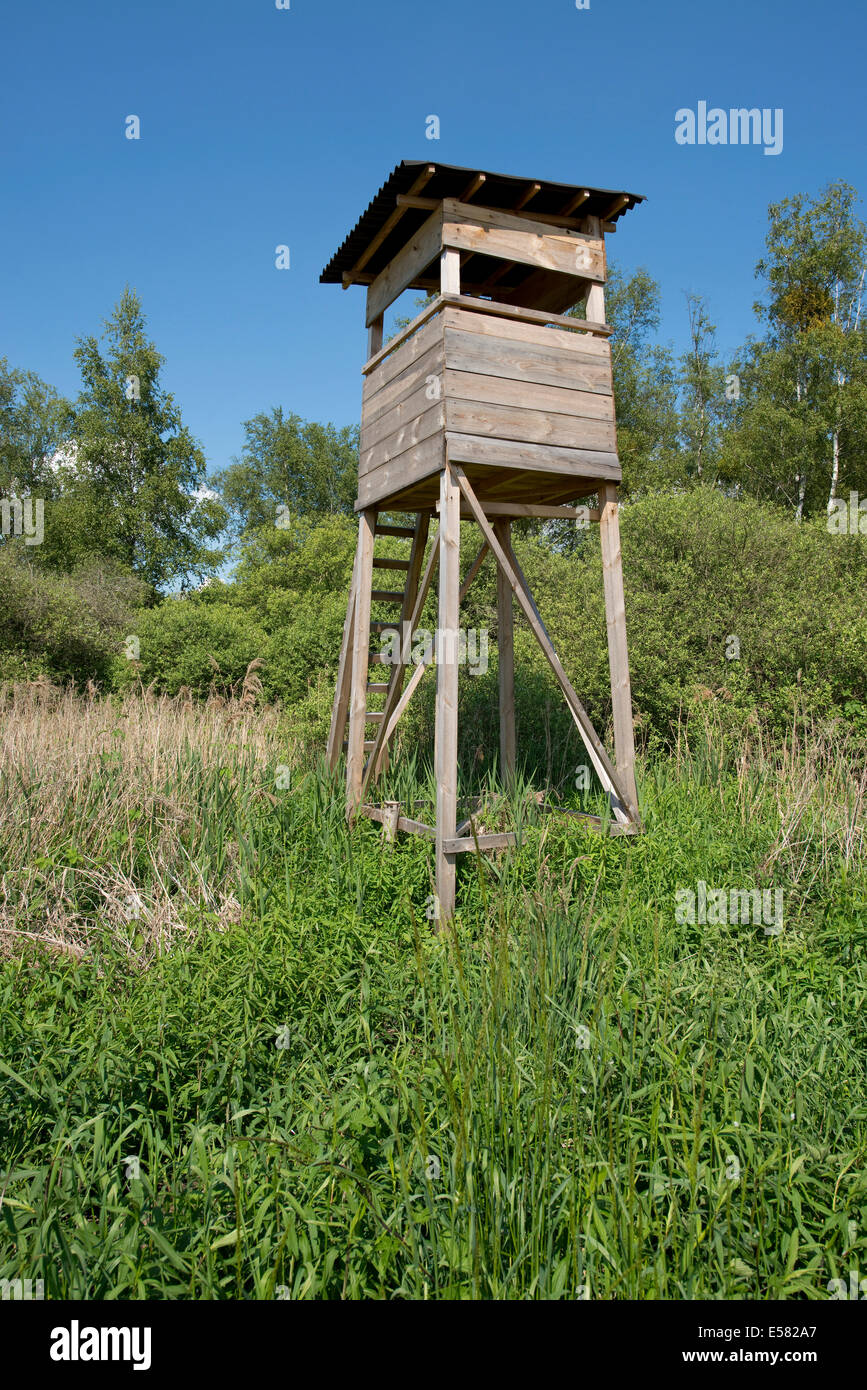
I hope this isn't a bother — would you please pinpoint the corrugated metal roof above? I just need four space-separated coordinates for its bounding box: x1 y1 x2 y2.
320 160 645 286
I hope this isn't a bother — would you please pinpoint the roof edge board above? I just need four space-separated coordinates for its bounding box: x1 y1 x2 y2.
320 161 645 285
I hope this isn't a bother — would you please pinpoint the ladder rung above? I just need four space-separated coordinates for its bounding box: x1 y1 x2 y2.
343 740 378 752
370 621 400 633
365 711 384 723
376 524 416 538
373 557 411 570
367 682 390 694
371 590 404 603
368 653 391 665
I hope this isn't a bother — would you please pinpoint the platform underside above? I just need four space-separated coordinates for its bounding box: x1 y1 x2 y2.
356 456 620 512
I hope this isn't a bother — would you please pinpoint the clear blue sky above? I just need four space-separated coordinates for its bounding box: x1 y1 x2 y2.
3 0 865 480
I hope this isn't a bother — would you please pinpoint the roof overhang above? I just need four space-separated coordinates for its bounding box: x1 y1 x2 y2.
320 161 645 290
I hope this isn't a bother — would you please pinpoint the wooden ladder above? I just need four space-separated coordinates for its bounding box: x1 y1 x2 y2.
326 509 430 803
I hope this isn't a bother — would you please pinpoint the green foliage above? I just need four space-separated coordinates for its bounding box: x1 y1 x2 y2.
1 739 864 1299
524 490 867 746
229 513 358 703
724 182 867 517
0 542 144 687
112 493 867 750
755 181 866 339
68 287 226 591
230 513 357 608
212 408 358 538
678 294 730 484
119 515 358 704
0 357 72 496
386 490 867 766
113 596 270 698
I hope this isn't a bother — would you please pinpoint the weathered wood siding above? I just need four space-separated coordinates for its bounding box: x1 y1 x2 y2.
358 302 619 509
359 313 446 508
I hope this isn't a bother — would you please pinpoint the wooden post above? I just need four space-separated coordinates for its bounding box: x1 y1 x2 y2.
346 508 376 812
326 566 357 770
599 483 639 814
434 464 460 921
368 313 384 360
454 466 636 824
383 801 400 842
583 215 605 324
494 518 515 782
440 247 460 296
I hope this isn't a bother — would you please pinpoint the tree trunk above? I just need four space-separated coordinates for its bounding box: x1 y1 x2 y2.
795 374 805 521
827 382 843 516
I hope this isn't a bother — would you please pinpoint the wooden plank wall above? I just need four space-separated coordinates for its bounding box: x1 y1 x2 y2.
365 207 443 327
441 199 605 283
359 302 619 506
359 312 446 509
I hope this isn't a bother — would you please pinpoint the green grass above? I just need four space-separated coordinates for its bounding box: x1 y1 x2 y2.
1 702 865 1299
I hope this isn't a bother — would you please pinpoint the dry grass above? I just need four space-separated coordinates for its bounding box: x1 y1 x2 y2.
2 681 864 968
0 678 291 964
670 704 866 915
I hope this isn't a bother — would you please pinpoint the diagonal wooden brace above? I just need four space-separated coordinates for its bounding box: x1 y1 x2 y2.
452 466 640 826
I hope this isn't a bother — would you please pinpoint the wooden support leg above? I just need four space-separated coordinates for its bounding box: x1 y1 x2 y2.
494 518 516 783
599 483 639 814
326 550 360 771
435 465 460 922
454 465 638 824
346 508 376 813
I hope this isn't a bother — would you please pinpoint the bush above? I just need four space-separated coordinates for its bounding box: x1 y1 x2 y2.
392 490 867 767
218 513 357 705
100 493 867 751
0 543 143 687
113 597 270 697
520 489 867 745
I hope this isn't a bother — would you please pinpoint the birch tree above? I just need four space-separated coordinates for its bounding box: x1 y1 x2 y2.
750 183 867 518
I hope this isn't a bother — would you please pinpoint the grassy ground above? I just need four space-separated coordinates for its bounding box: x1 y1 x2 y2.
0 686 865 1299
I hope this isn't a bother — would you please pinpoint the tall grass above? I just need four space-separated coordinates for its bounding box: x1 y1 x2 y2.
1 687 865 1298
0 681 287 964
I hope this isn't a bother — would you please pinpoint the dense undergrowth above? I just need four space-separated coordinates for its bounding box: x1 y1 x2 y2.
0 688 865 1298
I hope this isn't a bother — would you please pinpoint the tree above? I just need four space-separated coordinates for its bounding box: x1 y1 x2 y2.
677 294 729 484
733 183 867 518
0 357 72 496
212 408 358 538
70 287 226 592
587 264 681 497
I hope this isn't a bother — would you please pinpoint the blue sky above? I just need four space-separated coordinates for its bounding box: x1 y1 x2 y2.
3 0 865 480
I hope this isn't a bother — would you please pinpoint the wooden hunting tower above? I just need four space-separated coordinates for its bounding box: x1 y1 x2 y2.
322 161 644 919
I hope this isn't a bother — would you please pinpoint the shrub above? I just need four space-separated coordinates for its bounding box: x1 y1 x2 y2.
113 597 270 697
517 489 867 746
0 542 143 687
